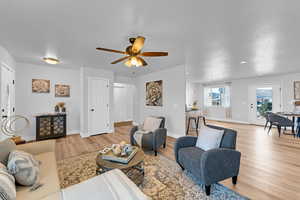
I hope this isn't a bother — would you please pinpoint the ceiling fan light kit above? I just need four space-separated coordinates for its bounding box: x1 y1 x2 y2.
43 57 60 65
96 36 168 67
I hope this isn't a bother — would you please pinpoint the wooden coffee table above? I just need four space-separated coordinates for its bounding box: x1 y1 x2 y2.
96 147 145 179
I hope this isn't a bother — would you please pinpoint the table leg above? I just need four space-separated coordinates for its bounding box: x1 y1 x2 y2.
132 162 145 176
96 166 109 175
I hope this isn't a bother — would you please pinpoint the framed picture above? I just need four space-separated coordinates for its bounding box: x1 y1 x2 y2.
294 81 300 100
146 80 163 106
55 84 70 97
32 79 50 93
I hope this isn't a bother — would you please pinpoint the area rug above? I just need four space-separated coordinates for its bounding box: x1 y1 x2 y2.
57 152 248 200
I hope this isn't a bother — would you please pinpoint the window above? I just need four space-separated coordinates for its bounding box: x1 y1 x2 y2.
204 86 230 107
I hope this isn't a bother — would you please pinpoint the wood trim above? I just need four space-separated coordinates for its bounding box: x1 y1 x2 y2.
114 121 133 127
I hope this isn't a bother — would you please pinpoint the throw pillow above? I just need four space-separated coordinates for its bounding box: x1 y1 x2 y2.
196 127 224 151
142 117 162 132
7 150 40 187
0 139 16 166
0 163 16 200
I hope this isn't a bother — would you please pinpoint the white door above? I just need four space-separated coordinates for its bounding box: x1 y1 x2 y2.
88 77 110 136
248 84 281 125
1 64 15 120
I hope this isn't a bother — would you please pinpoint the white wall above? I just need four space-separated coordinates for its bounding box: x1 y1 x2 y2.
190 73 300 123
15 63 81 141
80 67 114 137
0 45 16 141
114 75 135 85
135 65 186 138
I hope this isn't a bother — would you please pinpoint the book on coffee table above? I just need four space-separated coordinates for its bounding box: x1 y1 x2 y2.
101 146 139 164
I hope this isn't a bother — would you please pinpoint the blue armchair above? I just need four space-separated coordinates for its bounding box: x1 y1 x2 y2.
174 125 241 196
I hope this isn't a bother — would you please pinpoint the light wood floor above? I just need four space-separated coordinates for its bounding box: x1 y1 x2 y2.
55 121 300 200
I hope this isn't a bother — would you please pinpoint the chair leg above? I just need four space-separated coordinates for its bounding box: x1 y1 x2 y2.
267 123 273 134
192 118 198 136
163 142 166 148
264 121 269 130
196 116 200 136
154 150 157 156
205 185 211 196
186 118 191 135
277 125 281 137
232 176 238 185
203 117 206 125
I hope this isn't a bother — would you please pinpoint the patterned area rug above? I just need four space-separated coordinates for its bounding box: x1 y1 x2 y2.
57 152 248 200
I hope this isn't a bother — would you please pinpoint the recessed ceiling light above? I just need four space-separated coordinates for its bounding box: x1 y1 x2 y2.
240 61 247 64
43 57 60 65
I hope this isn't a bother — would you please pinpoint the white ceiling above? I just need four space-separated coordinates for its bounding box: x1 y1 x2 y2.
0 0 300 82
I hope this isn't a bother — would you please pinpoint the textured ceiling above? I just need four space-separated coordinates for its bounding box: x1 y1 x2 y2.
0 0 300 81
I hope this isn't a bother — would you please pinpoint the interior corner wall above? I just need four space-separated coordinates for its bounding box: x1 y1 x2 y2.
80 67 114 137
0 45 16 141
135 65 186 138
15 63 81 141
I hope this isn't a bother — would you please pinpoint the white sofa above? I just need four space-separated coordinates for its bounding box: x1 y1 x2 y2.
16 140 149 200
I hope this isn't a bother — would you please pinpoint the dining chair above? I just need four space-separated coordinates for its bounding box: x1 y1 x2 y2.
267 113 295 137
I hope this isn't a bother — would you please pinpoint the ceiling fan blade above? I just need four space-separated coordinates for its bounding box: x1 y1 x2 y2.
96 47 127 54
111 56 130 64
137 57 148 66
140 52 168 57
132 36 145 53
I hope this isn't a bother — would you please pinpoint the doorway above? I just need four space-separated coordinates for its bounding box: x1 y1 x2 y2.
248 85 281 125
87 77 110 136
1 63 15 120
113 83 134 124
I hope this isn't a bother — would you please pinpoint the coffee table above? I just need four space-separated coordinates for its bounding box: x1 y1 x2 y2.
96 147 145 184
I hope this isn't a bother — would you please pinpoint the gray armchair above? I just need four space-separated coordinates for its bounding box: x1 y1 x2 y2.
174 125 241 196
130 116 167 156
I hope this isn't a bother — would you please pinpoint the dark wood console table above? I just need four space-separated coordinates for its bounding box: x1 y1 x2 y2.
36 113 66 141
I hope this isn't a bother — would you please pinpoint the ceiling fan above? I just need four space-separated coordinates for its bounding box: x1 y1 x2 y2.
96 36 168 67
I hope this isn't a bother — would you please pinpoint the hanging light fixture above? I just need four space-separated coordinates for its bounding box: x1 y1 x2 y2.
43 57 60 65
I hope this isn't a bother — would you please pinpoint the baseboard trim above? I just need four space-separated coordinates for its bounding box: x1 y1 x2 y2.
133 121 139 126
114 121 133 127
206 117 250 125
67 130 80 135
167 132 185 139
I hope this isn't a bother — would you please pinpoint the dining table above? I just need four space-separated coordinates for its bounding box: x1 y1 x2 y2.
277 112 300 137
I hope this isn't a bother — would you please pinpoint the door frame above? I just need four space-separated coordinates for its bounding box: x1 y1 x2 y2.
87 76 110 136
1 62 15 119
248 83 282 125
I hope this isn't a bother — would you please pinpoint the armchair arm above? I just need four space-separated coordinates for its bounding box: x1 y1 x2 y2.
174 136 197 163
129 126 139 145
16 140 56 155
153 128 167 150
200 148 241 185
